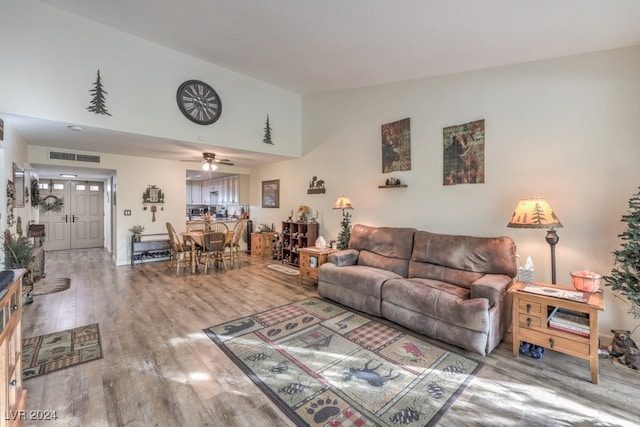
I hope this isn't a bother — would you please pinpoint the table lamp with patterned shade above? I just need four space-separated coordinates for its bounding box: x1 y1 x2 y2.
333 196 354 249
507 197 563 283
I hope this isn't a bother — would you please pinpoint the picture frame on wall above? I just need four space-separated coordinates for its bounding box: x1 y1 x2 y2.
262 179 280 208
443 119 485 185
381 117 411 173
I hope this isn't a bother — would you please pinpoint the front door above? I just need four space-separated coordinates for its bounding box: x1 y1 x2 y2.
40 180 104 251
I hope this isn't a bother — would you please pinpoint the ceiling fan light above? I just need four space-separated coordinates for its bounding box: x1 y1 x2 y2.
210 162 218 171
202 162 210 171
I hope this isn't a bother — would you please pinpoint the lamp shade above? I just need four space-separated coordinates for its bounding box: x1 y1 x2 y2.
333 196 354 210
202 161 218 171
297 205 311 214
507 198 562 229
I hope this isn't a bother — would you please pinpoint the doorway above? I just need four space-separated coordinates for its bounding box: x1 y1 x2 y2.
39 179 105 251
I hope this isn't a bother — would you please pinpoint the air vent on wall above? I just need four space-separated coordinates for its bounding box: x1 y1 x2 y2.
76 154 100 163
49 151 100 163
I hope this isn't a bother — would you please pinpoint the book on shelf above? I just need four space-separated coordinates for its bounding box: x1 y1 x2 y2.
548 322 590 337
547 307 590 337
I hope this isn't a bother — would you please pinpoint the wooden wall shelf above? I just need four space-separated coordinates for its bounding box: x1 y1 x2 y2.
378 185 408 188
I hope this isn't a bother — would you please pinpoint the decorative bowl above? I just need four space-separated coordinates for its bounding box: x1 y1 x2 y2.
570 270 602 292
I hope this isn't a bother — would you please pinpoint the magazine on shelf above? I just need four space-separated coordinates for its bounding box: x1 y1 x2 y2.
521 284 586 302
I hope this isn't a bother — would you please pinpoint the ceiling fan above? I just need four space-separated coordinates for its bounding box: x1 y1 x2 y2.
183 152 234 171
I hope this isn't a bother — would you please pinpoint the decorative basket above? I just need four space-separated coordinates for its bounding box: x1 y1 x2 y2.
570 270 602 292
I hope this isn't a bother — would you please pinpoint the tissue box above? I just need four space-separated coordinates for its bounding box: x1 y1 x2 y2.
518 268 534 283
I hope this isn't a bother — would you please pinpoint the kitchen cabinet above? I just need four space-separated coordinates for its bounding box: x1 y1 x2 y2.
186 182 192 204
191 181 202 204
188 175 249 206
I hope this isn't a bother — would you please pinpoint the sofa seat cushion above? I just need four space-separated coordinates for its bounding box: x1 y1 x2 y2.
318 263 403 316
381 278 490 333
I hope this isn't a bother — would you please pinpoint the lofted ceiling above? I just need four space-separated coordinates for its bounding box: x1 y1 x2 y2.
9 0 640 179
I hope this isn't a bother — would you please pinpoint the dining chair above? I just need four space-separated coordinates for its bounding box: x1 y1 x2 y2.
199 231 227 273
186 220 208 232
226 220 245 267
208 221 229 233
166 222 192 274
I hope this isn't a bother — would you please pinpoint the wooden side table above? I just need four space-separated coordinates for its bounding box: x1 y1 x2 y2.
508 281 605 383
298 247 336 285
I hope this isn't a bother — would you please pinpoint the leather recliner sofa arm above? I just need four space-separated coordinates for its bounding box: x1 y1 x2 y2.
470 274 513 308
327 249 359 267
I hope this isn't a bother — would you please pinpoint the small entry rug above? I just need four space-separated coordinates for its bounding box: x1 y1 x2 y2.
31 278 71 296
266 263 300 276
22 323 102 380
204 298 480 426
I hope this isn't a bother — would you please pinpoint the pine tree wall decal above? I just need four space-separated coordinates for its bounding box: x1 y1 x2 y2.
263 115 273 145
87 70 112 116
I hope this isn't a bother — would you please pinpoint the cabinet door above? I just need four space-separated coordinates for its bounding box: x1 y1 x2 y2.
191 182 202 204
186 182 192 204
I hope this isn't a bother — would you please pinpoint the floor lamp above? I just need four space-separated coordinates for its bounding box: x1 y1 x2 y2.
507 198 563 284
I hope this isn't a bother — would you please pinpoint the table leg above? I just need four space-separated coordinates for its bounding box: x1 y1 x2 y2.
192 244 197 273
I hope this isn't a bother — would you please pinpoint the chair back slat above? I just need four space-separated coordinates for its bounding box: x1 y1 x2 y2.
187 221 208 232
209 222 229 233
203 231 226 251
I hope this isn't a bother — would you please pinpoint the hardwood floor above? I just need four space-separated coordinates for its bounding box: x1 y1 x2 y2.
21 248 640 426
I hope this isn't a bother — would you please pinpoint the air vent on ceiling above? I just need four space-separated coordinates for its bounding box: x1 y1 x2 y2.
49 151 101 163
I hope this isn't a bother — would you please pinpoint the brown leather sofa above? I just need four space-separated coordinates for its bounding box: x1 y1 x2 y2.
318 224 517 355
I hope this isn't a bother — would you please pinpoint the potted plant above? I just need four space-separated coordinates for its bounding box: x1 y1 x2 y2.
603 186 640 329
2 230 35 303
129 225 145 242
2 230 34 270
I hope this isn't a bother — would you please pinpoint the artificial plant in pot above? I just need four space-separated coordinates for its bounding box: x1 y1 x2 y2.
2 229 35 304
129 225 145 242
2 229 34 270
603 186 640 335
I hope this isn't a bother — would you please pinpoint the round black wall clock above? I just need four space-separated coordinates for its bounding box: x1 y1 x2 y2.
176 80 222 125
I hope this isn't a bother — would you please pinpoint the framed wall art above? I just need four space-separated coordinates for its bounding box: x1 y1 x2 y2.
381 118 411 173
262 179 280 208
443 119 485 185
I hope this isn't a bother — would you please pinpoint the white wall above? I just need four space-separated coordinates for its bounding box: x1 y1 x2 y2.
249 46 640 337
27 145 191 265
1 119 31 267
0 0 302 157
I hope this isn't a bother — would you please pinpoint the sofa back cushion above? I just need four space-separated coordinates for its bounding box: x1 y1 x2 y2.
409 231 517 287
349 224 416 277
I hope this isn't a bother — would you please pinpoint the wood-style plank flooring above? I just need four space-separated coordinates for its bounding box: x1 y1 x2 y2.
21 248 640 426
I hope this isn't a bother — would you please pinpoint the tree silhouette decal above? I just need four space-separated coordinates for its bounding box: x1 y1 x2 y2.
87 70 112 116
263 115 273 145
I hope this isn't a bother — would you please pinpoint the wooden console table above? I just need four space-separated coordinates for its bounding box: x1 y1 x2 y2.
508 281 605 383
0 269 27 426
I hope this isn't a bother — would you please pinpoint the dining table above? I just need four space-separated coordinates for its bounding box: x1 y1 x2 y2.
181 230 234 273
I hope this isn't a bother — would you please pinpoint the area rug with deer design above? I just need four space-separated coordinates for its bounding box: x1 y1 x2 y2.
204 298 480 426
